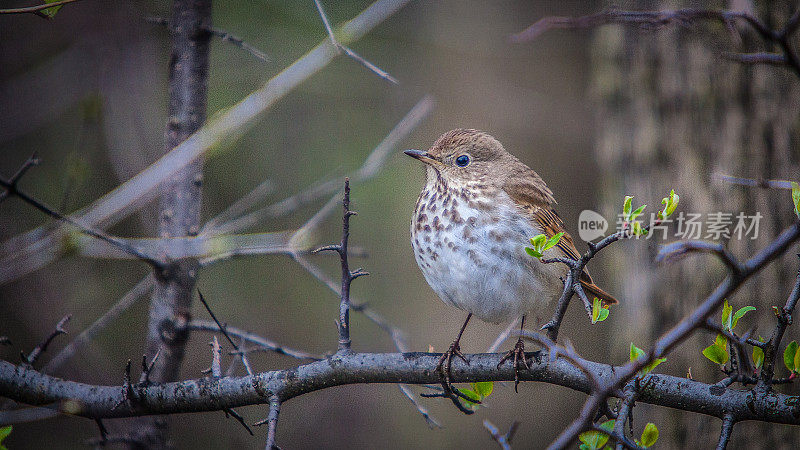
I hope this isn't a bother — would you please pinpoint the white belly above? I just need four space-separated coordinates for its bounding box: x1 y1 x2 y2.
411 185 565 324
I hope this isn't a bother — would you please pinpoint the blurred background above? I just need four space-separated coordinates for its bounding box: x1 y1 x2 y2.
1 0 799 448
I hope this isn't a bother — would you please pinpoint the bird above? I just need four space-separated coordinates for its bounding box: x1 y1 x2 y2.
405 128 617 394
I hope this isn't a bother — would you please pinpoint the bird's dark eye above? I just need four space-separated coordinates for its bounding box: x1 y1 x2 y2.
455 155 470 167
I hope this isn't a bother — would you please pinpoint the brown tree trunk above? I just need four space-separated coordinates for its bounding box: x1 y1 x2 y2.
132 0 211 447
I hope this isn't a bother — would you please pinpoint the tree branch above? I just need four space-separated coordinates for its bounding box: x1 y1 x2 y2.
2 353 800 425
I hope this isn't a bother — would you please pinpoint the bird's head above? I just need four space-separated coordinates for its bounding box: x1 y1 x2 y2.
404 128 516 186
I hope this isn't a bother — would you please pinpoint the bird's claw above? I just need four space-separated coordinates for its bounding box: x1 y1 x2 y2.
497 338 533 392
435 340 477 414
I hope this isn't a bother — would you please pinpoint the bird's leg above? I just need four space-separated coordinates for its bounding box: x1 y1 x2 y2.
435 313 477 412
497 315 533 392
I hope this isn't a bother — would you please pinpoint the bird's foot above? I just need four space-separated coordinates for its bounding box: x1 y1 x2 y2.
497 338 535 392
436 340 477 414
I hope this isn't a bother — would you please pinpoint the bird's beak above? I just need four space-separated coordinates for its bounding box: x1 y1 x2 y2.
404 149 439 165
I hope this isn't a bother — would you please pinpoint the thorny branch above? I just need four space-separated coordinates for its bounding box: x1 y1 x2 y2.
548 221 800 449
313 178 368 353
21 315 70 368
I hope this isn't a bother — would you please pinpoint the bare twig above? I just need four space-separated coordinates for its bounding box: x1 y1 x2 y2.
138 349 161 385
758 261 800 385
722 52 787 66
146 16 270 64
613 386 638 450
21 315 70 368
255 396 281 449
44 274 154 373
0 161 163 268
314 0 398 84
0 153 39 204
313 178 366 352
656 241 743 276
716 414 736 450
208 337 222 378
714 173 795 190
188 320 321 361
484 420 519 450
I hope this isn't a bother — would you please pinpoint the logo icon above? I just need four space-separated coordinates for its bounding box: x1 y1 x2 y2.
578 209 608 242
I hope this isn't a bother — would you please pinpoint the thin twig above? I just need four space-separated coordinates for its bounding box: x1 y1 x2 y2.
188 320 321 361
483 420 519 450
0 174 164 269
138 349 162 385
714 173 795 189
0 153 39 204
759 261 800 385
146 17 270 64
313 178 367 353
255 396 281 449
0 0 80 16
613 385 638 450
22 315 70 368
716 414 736 450
44 274 155 373
314 0 398 84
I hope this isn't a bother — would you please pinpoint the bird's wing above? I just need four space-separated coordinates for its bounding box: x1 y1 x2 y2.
503 182 619 306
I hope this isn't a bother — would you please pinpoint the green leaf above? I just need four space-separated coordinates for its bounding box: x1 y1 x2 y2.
791 182 800 218
731 306 755 330
457 388 481 408
592 297 601 324
630 204 647 222
543 232 564 251
640 423 659 448
0 425 10 450
630 343 645 363
525 247 543 259
629 342 663 375
659 189 679 220
591 298 611 324
471 381 493 398
623 196 633 217
579 420 615 449
642 357 667 376
721 300 733 331
41 0 65 18
752 337 765 369
530 234 547 248
795 344 800 374
703 335 729 365
785 341 799 373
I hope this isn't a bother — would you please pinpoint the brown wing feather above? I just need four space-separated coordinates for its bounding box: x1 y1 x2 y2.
504 181 619 306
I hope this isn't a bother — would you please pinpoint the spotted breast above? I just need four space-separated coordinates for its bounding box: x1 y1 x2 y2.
410 165 566 324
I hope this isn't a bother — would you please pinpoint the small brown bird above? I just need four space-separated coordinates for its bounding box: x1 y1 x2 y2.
406 129 617 388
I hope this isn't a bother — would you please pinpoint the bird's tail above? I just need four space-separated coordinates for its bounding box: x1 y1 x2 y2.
579 278 619 307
